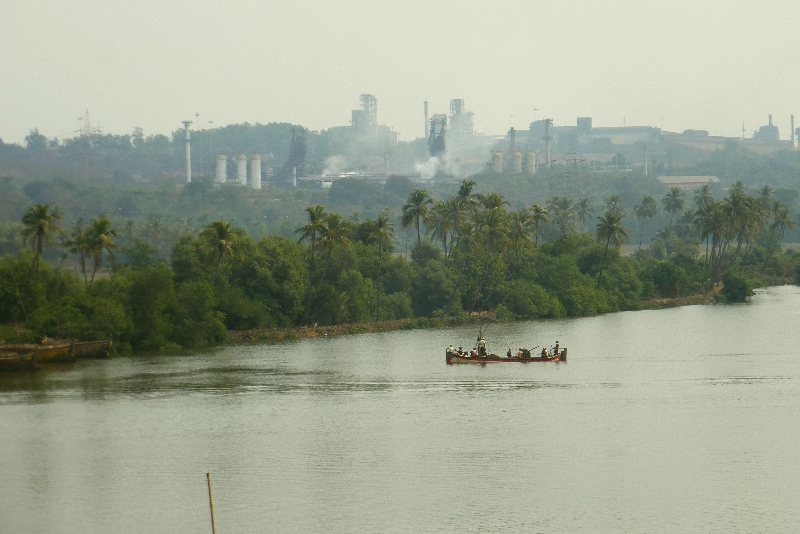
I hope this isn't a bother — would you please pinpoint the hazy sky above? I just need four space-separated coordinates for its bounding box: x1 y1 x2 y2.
2 0 798 144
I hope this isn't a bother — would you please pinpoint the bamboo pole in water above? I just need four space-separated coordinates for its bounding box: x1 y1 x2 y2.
207 473 217 534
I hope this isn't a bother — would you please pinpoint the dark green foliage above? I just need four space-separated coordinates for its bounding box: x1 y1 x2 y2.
410 241 443 267
172 280 227 347
647 261 690 298
410 260 460 317
720 270 754 302
500 279 563 319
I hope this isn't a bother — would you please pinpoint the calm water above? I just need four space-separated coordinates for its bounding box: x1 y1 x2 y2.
2 286 800 533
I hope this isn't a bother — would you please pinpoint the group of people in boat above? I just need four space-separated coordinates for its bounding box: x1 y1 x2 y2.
446 339 561 359
446 337 488 358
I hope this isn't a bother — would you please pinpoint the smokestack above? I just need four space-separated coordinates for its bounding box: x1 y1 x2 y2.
792 115 795 148
250 155 261 189
182 120 192 183
237 154 247 186
544 119 553 170
769 114 773 126
215 154 227 184
424 101 429 138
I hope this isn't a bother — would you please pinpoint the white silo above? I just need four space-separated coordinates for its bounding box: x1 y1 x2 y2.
215 155 227 184
512 152 523 172
250 155 261 189
492 152 503 173
237 154 247 186
526 152 537 174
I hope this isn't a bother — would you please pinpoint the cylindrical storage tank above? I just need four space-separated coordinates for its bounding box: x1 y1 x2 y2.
237 154 247 186
492 152 503 173
512 152 522 172
250 155 261 190
526 151 537 174
215 155 227 184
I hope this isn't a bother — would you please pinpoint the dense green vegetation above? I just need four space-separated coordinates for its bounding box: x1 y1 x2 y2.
2 178 798 350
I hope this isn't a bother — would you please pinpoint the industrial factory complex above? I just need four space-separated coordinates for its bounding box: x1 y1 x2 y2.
178 96 800 189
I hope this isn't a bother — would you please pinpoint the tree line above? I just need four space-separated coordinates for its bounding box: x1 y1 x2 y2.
2 180 799 350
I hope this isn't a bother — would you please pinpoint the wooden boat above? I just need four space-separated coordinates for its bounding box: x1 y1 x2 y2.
0 339 112 370
446 348 566 364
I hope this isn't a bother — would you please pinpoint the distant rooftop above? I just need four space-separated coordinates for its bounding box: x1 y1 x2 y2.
658 175 720 189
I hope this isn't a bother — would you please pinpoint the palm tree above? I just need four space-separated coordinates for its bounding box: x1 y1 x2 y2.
662 187 685 225
694 183 714 210
478 192 509 212
634 195 657 249
762 200 794 272
319 213 352 280
508 209 534 252
21 203 63 272
456 179 479 217
428 198 459 255
295 205 327 268
547 196 574 235
605 194 626 217
401 189 433 248
530 204 550 244
595 210 629 286
370 215 395 321
576 198 593 232
198 220 245 274
696 199 733 283
88 217 121 282
64 226 93 284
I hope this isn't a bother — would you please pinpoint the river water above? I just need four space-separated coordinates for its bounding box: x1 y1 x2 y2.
2 286 800 533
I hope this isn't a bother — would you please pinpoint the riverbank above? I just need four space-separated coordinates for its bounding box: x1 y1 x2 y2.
226 288 724 343
228 315 485 343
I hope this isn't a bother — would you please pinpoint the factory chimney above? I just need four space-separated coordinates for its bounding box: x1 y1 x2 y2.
769 114 773 126
424 101 429 138
544 119 553 170
792 115 795 148
182 120 192 183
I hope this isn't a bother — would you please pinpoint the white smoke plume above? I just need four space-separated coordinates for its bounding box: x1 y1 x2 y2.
414 156 439 181
322 155 347 176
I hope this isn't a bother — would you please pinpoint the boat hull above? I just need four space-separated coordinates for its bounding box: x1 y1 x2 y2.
446 349 566 364
0 340 112 370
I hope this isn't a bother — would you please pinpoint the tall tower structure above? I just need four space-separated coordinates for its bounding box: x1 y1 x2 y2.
544 119 553 170
182 120 193 183
424 101 429 138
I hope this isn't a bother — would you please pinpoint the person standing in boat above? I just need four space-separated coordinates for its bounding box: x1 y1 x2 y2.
477 337 487 356
507 348 512 358
446 345 454 356
552 341 560 356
